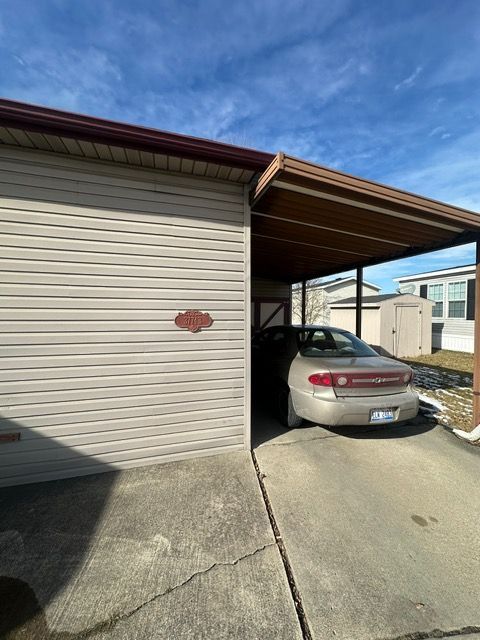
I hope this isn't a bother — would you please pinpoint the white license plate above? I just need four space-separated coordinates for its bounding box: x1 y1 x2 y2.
370 408 395 423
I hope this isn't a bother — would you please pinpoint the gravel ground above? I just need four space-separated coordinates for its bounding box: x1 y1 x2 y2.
402 350 474 431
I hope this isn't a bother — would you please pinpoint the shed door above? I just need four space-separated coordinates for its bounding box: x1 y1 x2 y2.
394 305 421 358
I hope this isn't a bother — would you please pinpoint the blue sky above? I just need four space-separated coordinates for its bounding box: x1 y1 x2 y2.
0 0 479 291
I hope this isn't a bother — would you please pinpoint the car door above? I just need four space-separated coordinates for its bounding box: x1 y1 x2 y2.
266 328 299 383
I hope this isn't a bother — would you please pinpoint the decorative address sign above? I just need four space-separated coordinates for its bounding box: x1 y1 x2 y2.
175 310 213 333
0 433 21 443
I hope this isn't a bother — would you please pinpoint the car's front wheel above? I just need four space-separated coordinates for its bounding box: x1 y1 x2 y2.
277 385 303 429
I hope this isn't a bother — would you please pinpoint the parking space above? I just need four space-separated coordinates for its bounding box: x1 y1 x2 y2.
3 406 480 640
254 414 480 640
0 451 301 640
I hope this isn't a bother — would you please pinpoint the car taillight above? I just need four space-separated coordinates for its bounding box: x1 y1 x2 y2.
308 373 333 386
403 369 414 384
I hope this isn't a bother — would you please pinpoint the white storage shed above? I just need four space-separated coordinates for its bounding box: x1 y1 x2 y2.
330 294 435 358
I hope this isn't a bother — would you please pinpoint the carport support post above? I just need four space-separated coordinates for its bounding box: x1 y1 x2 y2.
355 267 363 338
473 241 480 428
301 280 307 325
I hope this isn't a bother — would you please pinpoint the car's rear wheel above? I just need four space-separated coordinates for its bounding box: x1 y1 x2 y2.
277 384 303 429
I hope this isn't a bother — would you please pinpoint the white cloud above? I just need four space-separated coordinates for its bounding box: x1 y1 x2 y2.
394 65 423 91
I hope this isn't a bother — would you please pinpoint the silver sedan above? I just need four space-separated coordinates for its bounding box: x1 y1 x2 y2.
252 325 418 428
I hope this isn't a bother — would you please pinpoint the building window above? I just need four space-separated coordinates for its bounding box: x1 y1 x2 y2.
448 281 466 318
428 283 444 318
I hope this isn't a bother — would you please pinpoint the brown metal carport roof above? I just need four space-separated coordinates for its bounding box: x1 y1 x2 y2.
251 152 480 283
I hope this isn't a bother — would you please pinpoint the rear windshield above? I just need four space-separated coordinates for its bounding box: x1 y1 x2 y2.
297 328 378 358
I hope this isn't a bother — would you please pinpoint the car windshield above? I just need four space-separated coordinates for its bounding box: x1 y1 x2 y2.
297 328 378 358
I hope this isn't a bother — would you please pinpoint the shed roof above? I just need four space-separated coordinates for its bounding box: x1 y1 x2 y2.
332 293 401 305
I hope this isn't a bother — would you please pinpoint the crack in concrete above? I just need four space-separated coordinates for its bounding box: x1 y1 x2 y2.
258 432 340 448
65 542 276 639
376 624 480 640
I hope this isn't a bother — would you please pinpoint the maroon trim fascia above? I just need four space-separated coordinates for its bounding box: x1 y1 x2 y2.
0 98 275 171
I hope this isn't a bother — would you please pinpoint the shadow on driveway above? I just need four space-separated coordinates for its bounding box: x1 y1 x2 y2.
251 393 435 448
0 416 115 640
0 442 302 640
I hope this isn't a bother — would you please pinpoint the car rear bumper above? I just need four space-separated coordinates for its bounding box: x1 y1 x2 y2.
291 387 419 426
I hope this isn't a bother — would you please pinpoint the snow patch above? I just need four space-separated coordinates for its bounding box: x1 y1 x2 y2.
418 394 445 411
453 424 480 442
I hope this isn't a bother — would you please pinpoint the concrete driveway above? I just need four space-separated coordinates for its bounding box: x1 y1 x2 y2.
0 451 301 640
1 412 480 640
254 407 480 640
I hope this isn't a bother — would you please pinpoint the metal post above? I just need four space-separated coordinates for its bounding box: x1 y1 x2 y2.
301 280 307 325
473 241 480 427
356 267 363 338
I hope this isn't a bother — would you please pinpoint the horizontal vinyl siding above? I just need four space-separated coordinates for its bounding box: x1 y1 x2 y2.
0 148 247 486
432 333 474 352
411 277 474 352
411 278 474 335
432 318 474 338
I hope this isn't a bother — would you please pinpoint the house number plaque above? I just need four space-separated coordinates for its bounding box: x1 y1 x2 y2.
175 310 213 333
0 433 21 443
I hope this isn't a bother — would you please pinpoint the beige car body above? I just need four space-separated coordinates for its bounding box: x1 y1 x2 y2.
288 352 419 426
253 325 419 427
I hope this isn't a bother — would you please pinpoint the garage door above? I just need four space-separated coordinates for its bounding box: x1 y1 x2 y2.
0 148 247 486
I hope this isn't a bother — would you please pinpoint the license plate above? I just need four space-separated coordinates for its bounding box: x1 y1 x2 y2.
370 408 394 423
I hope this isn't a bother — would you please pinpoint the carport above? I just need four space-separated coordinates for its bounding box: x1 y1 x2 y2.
1 98 480 488
3 101 480 640
250 152 480 427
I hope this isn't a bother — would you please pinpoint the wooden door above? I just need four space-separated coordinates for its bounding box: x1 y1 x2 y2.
394 305 421 358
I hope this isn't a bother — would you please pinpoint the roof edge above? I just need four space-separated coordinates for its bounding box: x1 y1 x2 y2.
0 97 275 171
309 276 381 290
394 262 476 282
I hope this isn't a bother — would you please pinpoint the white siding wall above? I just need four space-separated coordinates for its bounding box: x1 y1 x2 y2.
407 277 474 353
0 147 248 486
329 307 380 346
324 281 379 302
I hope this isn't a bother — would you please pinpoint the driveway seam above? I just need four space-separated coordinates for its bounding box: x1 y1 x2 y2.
251 450 313 640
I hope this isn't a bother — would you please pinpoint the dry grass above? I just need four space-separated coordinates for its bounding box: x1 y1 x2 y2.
401 350 474 432
404 349 473 374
